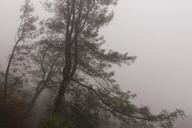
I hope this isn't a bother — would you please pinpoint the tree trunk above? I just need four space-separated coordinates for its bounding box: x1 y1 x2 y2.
53 79 70 114
24 83 45 116
4 39 20 98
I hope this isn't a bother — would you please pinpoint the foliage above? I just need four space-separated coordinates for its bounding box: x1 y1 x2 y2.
39 115 63 128
0 88 30 128
4 0 37 98
6 0 185 128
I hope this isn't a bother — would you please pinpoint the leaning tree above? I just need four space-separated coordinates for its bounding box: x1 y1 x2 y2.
3 0 37 97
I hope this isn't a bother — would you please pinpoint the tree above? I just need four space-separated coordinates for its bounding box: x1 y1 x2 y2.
3 0 37 98
11 0 185 127
42 0 133 114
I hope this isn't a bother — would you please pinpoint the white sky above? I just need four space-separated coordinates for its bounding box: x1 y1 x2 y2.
102 0 192 114
1 0 192 115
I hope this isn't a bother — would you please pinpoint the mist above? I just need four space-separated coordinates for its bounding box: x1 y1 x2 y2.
101 0 192 113
1 0 192 127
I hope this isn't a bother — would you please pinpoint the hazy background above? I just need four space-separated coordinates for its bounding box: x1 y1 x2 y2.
1 0 192 119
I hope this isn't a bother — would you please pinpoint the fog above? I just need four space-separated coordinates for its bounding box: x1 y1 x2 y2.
102 0 192 114
1 0 192 120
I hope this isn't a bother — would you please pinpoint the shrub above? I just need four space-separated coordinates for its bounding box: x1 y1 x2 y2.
0 89 31 128
39 115 73 128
